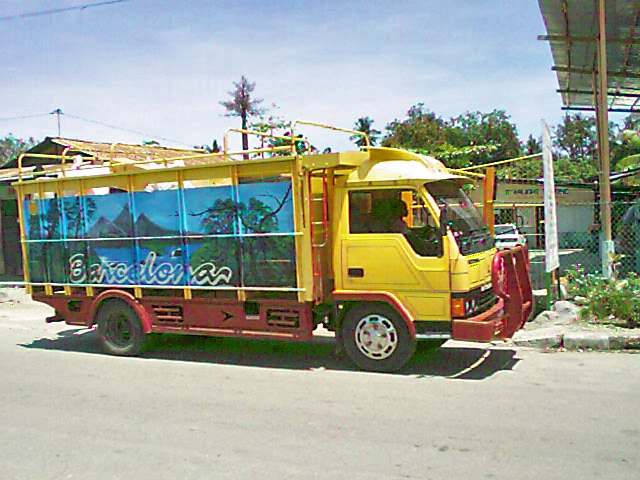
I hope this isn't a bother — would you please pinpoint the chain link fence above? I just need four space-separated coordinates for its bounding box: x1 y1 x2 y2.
477 179 640 289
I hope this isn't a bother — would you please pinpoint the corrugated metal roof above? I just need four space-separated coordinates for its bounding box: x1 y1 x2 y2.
538 0 640 112
21 137 222 167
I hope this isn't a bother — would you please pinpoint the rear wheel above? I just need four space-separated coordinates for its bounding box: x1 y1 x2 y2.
97 300 146 356
341 303 415 372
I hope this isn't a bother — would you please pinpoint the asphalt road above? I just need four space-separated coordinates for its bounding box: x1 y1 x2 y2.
1 292 639 480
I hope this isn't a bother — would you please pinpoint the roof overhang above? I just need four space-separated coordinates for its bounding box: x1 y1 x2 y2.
538 0 640 113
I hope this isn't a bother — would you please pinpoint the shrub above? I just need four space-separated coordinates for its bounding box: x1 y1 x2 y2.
565 266 640 328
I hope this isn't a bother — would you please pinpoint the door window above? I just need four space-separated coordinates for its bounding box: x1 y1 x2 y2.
348 189 442 257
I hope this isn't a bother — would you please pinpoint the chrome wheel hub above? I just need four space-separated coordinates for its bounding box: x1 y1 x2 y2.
354 314 398 360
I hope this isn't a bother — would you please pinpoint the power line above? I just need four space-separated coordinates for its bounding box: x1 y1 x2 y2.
0 0 131 22
0 113 51 121
0 109 193 147
63 112 193 147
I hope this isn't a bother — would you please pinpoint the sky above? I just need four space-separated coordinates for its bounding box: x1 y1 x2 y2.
0 0 582 153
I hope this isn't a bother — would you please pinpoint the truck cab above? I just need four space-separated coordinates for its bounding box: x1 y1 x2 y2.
309 147 525 371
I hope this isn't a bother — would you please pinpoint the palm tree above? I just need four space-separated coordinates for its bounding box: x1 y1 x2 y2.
350 117 381 148
524 134 542 155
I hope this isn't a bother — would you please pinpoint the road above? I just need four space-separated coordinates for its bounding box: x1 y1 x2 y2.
0 291 639 480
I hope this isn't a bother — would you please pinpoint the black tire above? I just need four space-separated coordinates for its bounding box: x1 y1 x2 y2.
97 300 146 356
341 303 416 372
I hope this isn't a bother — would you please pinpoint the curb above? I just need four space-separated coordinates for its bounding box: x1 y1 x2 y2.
512 328 640 351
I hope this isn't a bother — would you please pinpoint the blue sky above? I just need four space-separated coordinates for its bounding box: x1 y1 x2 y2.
1 0 576 152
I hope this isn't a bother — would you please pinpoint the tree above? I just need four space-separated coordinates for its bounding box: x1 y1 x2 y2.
219 76 266 155
523 134 542 155
194 139 221 153
613 131 640 170
383 104 448 151
553 114 597 172
0 134 37 168
383 105 521 170
492 134 544 180
351 117 381 147
446 110 521 166
611 114 640 169
623 113 640 132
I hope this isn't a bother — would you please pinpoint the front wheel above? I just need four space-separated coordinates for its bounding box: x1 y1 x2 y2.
97 300 146 356
341 303 415 372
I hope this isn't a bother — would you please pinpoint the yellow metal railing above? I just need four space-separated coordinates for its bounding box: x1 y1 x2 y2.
459 152 543 171
291 120 370 150
15 120 376 181
223 127 312 158
17 149 86 180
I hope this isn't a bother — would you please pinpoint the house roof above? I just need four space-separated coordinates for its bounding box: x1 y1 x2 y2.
16 137 222 169
538 0 640 113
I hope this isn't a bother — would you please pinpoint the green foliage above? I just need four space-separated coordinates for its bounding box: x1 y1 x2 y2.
1 134 37 168
554 114 597 161
552 114 602 182
250 104 291 134
265 132 313 156
565 265 640 328
383 105 521 170
351 117 381 147
623 113 640 132
193 140 221 153
524 134 541 155
249 106 315 156
384 104 448 151
408 144 498 169
381 108 640 183
612 129 640 170
448 110 521 162
551 113 640 181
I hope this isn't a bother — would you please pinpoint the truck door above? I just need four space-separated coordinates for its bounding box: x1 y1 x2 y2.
339 188 450 321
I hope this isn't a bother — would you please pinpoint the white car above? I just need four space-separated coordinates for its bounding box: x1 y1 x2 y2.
494 224 526 249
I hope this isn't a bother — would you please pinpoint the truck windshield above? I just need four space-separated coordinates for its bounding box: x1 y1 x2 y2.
426 181 494 255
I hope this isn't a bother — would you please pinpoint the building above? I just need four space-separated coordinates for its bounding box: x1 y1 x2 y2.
471 178 598 249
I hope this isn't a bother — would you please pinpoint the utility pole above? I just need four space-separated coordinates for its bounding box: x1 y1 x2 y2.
50 108 62 136
595 0 613 277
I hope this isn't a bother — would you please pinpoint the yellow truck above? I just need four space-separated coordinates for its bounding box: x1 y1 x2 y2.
14 122 532 372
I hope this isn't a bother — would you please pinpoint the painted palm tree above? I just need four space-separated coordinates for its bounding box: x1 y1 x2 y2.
64 197 97 239
350 117 381 148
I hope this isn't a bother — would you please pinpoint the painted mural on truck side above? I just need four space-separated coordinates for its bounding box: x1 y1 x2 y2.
23 178 296 288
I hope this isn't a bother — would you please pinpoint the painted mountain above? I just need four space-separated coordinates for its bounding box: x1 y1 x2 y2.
87 216 129 238
87 203 181 238
113 202 133 234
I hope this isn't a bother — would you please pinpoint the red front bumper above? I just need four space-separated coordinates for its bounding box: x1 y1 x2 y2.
451 298 505 342
451 245 533 343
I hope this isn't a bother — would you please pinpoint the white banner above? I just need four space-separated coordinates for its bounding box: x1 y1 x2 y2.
542 120 559 272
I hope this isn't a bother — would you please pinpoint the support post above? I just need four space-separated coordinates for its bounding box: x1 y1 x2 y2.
483 167 495 235
595 0 614 277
